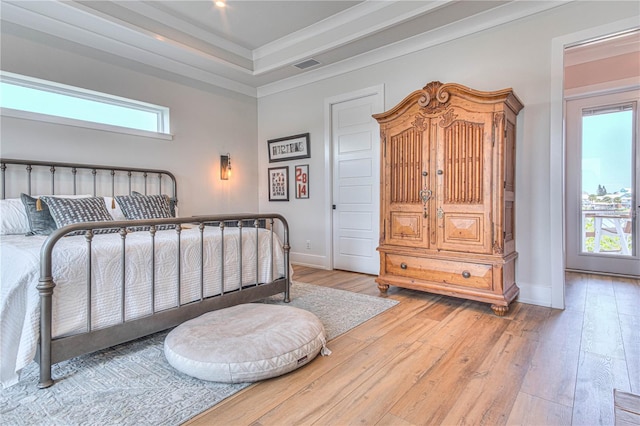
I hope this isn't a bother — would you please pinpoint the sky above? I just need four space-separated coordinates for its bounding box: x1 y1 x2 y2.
0 81 159 132
581 109 633 195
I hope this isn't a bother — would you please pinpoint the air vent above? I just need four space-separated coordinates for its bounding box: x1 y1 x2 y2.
293 59 321 70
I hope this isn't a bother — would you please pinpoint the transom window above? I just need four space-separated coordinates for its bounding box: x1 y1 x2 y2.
0 71 171 138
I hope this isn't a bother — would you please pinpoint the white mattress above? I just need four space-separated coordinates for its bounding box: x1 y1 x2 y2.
0 226 286 388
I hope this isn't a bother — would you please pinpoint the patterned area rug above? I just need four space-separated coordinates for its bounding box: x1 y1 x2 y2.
0 281 398 425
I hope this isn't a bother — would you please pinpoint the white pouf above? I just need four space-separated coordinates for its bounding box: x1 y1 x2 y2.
164 303 327 383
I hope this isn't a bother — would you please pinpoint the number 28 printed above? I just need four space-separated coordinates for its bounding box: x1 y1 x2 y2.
295 164 309 199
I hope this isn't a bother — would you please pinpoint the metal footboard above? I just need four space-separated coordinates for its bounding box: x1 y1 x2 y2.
0 158 290 389
37 214 290 388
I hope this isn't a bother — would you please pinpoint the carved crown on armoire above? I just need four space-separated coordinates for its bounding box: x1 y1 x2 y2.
373 81 523 316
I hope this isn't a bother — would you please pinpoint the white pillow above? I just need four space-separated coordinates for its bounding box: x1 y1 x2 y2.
0 198 30 235
103 197 127 221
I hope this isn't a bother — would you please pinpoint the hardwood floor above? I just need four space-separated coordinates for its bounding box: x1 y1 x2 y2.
185 266 639 426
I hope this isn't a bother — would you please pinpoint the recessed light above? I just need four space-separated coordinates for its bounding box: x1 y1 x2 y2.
215 0 226 7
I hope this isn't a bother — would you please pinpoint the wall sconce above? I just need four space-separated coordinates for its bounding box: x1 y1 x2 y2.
220 153 231 180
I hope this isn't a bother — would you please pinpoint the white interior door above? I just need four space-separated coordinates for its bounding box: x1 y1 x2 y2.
331 92 382 275
566 90 639 276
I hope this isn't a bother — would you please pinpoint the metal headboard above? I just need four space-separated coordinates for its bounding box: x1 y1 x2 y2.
0 158 177 206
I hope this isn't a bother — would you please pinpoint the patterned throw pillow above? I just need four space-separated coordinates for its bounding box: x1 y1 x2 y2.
40 196 118 236
20 193 58 236
115 194 175 231
132 191 176 217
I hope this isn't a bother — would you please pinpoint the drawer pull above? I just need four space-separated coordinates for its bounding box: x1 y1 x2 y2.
400 263 407 270
462 271 471 279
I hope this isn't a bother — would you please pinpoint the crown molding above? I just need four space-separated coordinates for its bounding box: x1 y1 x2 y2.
1 0 258 96
252 0 452 75
112 1 253 61
1 0 576 99
257 1 572 97
253 1 391 61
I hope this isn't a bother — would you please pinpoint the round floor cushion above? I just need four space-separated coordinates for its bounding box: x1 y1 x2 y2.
164 303 327 383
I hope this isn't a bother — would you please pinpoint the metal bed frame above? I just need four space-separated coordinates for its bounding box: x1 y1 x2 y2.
0 159 290 388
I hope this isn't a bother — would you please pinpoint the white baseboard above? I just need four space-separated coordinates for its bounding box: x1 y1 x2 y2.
516 282 553 308
290 252 329 269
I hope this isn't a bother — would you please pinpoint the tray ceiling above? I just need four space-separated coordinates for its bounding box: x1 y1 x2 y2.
0 1 568 97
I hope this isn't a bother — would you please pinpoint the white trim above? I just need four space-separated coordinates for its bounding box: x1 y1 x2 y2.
1 1 258 98
564 77 640 100
2 0 567 98
253 1 392 61
290 253 329 270
114 1 253 61
549 17 640 310
0 70 173 138
517 281 553 308
258 1 568 98
1 108 174 141
324 84 384 271
253 1 451 75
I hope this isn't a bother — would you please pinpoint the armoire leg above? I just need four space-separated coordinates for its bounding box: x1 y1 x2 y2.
490 304 509 316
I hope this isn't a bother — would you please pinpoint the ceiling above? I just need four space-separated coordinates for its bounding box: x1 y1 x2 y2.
565 29 640 66
0 1 569 97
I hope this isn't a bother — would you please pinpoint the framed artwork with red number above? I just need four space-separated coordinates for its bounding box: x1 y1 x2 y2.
295 164 309 199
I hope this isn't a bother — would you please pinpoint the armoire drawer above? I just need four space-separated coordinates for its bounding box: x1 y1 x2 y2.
385 254 493 290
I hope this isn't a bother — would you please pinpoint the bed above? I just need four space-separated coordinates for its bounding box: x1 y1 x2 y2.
0 158 290 389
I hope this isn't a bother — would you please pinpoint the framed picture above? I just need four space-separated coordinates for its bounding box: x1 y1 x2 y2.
268 133 310 162
295 164 309 199
268 166 289 201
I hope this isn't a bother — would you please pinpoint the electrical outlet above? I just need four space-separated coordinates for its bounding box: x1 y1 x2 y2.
306 240 311 250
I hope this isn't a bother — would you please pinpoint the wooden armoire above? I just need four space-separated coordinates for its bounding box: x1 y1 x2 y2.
373 81 523 316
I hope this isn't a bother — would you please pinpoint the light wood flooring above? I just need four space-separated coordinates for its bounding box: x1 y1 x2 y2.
185 266 639 426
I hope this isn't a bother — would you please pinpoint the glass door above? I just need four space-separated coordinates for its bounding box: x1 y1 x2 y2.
566 90 639 276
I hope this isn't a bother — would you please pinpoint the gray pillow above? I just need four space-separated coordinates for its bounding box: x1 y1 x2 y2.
40 196 117 236
115 194 175 231
132 191 176 217
20 193 57 236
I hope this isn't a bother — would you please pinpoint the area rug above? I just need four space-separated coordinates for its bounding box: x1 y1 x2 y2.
0 281 398 426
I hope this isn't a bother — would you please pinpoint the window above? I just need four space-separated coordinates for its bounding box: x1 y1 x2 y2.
0 71 171 139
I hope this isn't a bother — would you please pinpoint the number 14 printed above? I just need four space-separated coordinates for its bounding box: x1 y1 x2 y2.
295 164 309 199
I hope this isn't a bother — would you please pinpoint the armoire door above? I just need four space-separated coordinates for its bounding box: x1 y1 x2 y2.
382 120 432 248
435 112 494 254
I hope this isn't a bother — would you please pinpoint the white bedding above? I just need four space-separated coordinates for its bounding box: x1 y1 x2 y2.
0 226 286 388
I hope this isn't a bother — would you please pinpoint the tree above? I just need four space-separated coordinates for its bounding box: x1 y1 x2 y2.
597 184 607 196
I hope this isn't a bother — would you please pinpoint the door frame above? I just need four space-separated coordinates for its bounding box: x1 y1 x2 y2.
565 91 638 275
550 17 639 309
323 84 384 270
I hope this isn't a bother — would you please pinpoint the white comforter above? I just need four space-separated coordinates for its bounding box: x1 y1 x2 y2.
0 226 286 388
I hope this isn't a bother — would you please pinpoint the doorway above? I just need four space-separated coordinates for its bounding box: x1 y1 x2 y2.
566 90 639 276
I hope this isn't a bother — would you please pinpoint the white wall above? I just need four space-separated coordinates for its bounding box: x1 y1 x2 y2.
0 29 259 217
1 2 637 307
257 1 640 306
